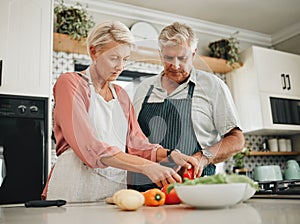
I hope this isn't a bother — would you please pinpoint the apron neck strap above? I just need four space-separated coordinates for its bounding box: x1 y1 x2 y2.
187 82 195 98
143 82 196 103
143 85 155 104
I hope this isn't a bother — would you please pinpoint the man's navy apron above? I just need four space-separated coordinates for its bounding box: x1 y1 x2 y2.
128 82 215 191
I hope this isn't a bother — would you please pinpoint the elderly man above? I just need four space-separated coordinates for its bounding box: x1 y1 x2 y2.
130 22 244 191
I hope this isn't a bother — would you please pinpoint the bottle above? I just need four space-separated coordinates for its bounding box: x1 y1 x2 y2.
261 139 268 151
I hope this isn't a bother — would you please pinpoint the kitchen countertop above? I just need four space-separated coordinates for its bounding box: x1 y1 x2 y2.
1 199 300 224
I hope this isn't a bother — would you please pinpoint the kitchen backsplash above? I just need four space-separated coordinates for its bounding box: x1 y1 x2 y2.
51 51 295 176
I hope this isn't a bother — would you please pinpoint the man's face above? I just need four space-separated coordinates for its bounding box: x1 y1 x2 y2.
160 43 195 84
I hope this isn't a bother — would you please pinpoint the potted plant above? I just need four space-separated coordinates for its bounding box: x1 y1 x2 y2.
53 0 95 54
232 146 251 174
54 0 95 40
208 31 240 65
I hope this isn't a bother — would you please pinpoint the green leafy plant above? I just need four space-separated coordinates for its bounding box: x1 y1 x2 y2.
54 0 95 40
208 31 240 65
233 146 251 168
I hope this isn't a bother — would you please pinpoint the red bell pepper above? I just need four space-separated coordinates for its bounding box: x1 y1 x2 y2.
183 168 194 180
161 184 181 204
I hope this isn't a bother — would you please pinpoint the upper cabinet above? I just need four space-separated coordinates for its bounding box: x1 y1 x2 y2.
254 47 300 96
0 0 52 97
227 46 300 135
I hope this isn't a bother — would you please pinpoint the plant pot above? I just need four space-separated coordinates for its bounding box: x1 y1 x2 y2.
53 32 87 55
209 39 230 60
208 37 240 65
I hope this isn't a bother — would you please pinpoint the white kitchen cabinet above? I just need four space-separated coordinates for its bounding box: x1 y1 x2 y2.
254 47 300 96
227 46 300 135
0 0 52 97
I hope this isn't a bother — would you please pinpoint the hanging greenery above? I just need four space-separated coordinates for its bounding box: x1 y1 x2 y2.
233 146 251 169
54 0 95 40
208 31 240 65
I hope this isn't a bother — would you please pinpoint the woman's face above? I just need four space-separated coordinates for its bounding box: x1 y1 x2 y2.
160 43 195 84
91 41 131 82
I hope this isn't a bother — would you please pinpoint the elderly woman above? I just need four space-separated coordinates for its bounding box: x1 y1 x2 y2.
42 21 199 202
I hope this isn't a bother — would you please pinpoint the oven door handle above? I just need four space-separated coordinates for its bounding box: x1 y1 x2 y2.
39 121 47 185
0 59 3 86
0 146 6 187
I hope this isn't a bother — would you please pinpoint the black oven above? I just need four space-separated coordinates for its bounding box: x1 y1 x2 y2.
0 94 48 205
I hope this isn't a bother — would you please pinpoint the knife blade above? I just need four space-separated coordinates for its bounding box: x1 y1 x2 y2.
25 199 67 208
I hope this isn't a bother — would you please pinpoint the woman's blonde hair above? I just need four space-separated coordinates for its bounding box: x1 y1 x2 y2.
87 21 135 56
158 22 198 52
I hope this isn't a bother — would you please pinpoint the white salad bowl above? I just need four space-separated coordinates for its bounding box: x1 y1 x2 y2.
242 183 256 201
175 183 248 208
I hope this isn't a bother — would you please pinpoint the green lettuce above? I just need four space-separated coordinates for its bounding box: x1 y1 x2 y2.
167 174 259 193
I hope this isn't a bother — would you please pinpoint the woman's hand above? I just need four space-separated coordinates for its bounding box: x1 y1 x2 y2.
142 163 182 188
101 151 182 187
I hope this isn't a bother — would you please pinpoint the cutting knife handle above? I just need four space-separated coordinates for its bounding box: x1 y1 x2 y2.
25 199 67 208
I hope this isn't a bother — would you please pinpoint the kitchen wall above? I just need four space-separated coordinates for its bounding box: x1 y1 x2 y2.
59 0 272 58
57 0 300 58
51 51 298 177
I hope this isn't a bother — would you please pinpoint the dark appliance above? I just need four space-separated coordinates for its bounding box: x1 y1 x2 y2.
0 94 48 205
253 179 300 199
270 97 300 125
74 60 157 81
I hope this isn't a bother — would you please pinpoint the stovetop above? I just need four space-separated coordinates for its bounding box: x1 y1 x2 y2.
253 179 300 199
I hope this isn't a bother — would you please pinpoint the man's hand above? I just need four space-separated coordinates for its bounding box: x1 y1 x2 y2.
169 150 201 179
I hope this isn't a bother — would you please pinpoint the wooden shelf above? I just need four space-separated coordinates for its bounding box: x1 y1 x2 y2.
129 46 242 73
196 56 242 74
53 32 87 55
53 32 241 74
249 151 300 156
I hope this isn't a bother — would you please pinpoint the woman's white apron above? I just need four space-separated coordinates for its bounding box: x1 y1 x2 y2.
47 70 128 202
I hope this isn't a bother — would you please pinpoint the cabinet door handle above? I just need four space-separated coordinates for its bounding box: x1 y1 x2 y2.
0 60 2 86
281 73 286 89
285 74 291 90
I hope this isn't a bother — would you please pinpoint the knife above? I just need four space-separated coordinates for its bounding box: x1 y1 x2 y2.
25 199 67 208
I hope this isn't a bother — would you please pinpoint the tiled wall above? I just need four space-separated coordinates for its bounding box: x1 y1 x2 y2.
225 135 289 175
51 51 295 176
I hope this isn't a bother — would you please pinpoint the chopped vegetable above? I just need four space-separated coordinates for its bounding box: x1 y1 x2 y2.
167 174 259 192
183 168 194 180
193 174 227 185
142 188 166 206
225 174 259 190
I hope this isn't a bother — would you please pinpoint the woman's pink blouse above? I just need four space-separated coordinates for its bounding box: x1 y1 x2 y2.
53 72 160 168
